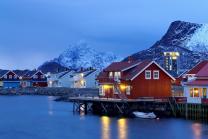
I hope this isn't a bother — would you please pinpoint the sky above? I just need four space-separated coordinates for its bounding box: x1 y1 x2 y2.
0 0 208 69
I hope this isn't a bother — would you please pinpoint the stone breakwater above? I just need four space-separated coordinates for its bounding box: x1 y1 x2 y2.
0 87 99 98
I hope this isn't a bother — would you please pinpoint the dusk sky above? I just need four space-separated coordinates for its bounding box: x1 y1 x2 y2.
0 0 208 69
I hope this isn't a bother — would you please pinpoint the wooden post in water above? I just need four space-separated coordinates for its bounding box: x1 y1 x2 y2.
84 102 88 114
185 103 188 120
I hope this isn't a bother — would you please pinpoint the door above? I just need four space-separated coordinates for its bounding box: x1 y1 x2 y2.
203 88 207 99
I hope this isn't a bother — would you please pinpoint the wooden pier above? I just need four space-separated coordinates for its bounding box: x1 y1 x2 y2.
69 96 208 122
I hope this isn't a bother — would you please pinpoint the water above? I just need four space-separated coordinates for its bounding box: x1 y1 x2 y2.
0 96 208 139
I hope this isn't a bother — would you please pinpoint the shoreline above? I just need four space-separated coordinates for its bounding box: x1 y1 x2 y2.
0 87 99 97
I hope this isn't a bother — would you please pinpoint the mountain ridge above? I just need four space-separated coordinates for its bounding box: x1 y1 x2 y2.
124 20 208 75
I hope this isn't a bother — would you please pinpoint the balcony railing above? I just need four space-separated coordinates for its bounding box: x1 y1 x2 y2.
201 98 208 104
97 77 121 83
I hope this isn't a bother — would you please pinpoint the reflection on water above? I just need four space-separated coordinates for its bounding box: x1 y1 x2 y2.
192 123 202 139
118 118 127 139
48 96 54 116
1 96 208 139
101 116 128 139
101 116 111 139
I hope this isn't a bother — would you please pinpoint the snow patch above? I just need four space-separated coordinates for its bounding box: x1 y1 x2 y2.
54 41 121 70
186 24 208 52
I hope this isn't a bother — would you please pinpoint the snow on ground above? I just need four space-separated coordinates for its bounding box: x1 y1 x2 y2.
186 24 208 52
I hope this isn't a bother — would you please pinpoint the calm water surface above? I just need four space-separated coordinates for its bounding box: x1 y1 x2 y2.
0 96 208 139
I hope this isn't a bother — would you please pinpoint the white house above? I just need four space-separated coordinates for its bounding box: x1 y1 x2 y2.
72 69 99 88
183 61 208 104
47 69 99 88
47 70 75 87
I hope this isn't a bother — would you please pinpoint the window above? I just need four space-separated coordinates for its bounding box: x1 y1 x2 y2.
114 72 121 78
99 85 105 96
126 86 131 95
190 88 199 97
4 75 7 79
114 86 119 94
9 75 12 79
145 70 151 79
153 70 159 79
109 72 113 78
14 75 17 79
41 75 45 79
34 75 38 79
203 88 207 98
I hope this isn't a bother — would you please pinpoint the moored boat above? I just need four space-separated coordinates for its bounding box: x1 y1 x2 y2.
133 112 157 119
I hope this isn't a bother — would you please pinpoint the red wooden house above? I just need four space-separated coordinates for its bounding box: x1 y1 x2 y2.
22 70 48 87
97 60 175 99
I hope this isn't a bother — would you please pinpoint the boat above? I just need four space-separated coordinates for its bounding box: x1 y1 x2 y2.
133 112 157 119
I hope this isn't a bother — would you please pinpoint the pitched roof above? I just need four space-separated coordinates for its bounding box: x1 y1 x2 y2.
121 60 152 80
104 60 141 72
13 70 30 77
187 60 208 75
185 79 208 86
125 61 175 81
0 70 9 78
196 64 208 77
24 70 37 77
58 70 72 78
84 70 97 77
98 60 175 81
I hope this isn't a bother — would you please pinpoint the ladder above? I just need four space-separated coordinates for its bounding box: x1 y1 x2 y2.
114 82 128 101
168 97 179 117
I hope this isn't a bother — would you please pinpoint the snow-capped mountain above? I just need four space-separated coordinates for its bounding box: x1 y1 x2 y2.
124 21 208 75
186 24 208 52
43 41 120 70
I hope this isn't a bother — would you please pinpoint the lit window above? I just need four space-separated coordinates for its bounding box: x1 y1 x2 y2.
190 88 199 97
99 85 105 96
145 70 151 79
126 86 131 95
109 72 113 78
114 72 121 78
153 70 159 79
203 88 207 98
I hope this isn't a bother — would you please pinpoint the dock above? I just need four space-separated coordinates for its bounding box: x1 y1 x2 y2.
69 96 208 122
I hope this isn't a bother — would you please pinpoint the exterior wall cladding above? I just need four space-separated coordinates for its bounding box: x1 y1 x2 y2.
100 63 173 99
130 63 172 99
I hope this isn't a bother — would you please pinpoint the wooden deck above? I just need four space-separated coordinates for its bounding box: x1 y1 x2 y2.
68 96 170 103
69 96 208 122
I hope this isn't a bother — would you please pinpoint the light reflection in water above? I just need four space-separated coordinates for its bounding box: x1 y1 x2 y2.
118 118 127 139
48 96 54 116
101 116 111 139
192 123 202 139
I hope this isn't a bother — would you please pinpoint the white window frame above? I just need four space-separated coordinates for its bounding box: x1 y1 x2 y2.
34 75 38 79
145 70 151 79
114 72 121 78
9 75 13 79
109 72 113 78
99 85 105 96
153 70 159 79
126 86 131 95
